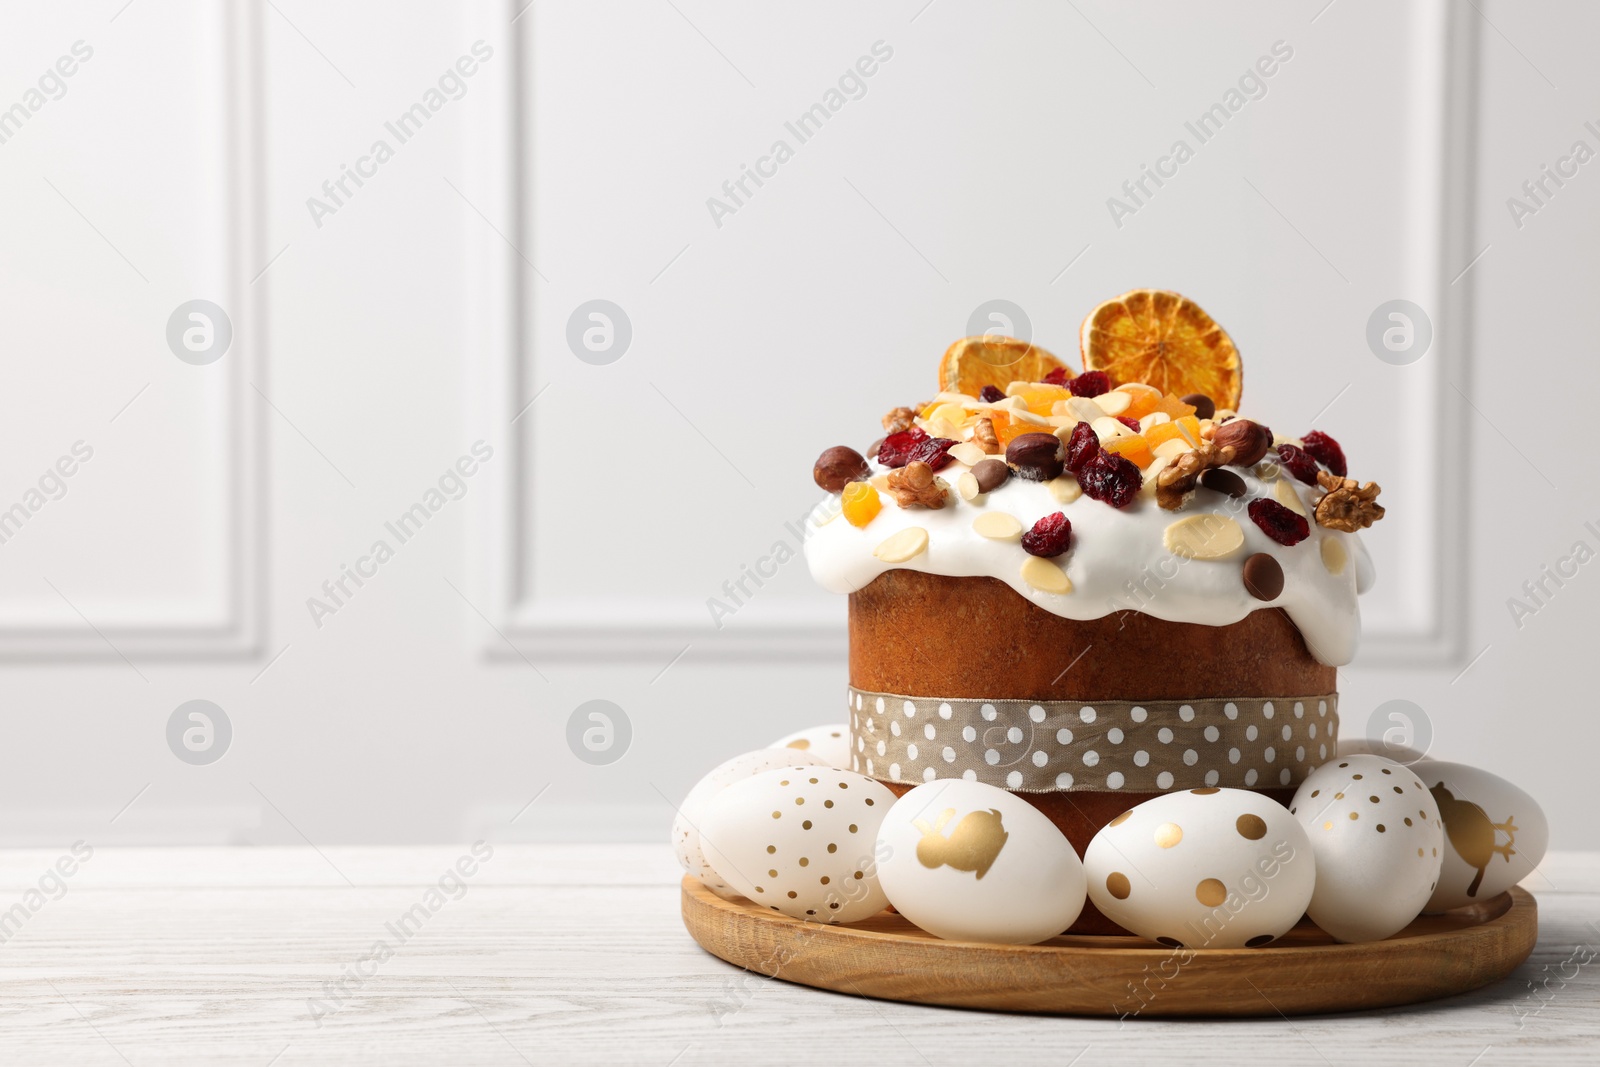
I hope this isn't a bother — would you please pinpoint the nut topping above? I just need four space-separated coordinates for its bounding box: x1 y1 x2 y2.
882 406 917 434
1212 418 1272 466
1314 471 1385 531
813 446 870 492
1155 440 1237 510
973 417 1001 454
885 460 950 509
1005 432 1065 482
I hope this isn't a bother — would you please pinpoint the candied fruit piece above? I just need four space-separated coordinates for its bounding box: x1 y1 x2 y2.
1065 420 1101 475
989 410 1052 448
1114 383 1164 420
1022 511 1073 557
1248 498 1310 546
1079 451 1141 508
1069 371 1111 398
841 482 882 527
929 402 968 429
1011 384 1074 416
1041 367 1071 386
1153 394 1198 420
1276 443 1321 485
1301 430 1347 477
878 428 928 468
1103 434 1155 469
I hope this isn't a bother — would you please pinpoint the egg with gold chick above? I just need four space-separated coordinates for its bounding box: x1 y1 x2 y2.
1084 787 1315 948
1413 760 1547 913
699 766 894 923
1290 753 1443 942
875 779 1086 944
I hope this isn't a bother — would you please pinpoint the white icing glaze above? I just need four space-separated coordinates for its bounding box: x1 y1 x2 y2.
804 457 1371 666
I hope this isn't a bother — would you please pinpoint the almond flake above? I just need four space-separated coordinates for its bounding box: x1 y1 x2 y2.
1153 438 1192 460
1163 514 1245 560
1047 476 1083 504
1092 416 1134 442
1321 536 1348 575
949 441 988 467
1274 477 1308 516
1139 412 1172 432
873 527 929 564
957 471 984 503
1093 390 1132 416
972 512 1023 541
1020 555 1073 595
1064 397 1106 424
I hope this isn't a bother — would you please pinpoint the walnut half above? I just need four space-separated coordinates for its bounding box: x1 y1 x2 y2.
882 406 917 434
1315 470 1385 531
1155 440 1237 510
886 461 950 509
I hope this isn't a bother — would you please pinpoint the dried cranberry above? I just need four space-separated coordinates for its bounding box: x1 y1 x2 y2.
909 435 957 471
1248 498 1310 546
978 384 1005 403
1069 370 1110 398
1079 451 1141 508
1276 443 1321 485
1022 512 1073 557
1116 416 1141 433
877 427 928 468
1065 421 1101 476
1042 367 1070 387
1301 430 1347 478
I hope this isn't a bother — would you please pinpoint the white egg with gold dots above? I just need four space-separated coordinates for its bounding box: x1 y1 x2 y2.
1084 787 1315 949
1290 754 1443 943
699 766 895 924
673 748 819 899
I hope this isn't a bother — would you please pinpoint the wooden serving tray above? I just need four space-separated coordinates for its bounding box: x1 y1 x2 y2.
681 876 1537 1017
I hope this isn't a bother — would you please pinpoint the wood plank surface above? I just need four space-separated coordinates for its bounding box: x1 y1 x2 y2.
0 846 1592 1065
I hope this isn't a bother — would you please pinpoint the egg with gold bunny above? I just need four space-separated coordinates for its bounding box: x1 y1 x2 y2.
876 779 1086 944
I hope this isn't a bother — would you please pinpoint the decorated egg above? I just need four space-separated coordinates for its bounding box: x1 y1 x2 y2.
875 779 1085 944
672 748 815 899
1290 754 1443 942
769 723 851 769
1414 760 1547 913
699 765 894 923
1084 788 1314 948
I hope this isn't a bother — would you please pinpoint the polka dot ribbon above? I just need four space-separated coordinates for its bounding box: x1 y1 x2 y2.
847 687 1339 794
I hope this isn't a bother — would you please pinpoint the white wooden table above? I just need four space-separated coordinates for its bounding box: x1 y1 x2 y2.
0 845 1593 1065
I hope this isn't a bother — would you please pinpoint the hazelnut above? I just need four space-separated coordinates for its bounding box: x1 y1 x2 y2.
1213 419 1272 466
813 446 870 492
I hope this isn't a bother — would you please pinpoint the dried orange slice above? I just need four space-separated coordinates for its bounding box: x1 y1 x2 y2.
1079 291 1241 410
938 336 1067 398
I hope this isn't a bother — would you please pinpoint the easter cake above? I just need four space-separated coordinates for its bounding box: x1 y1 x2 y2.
803 290 1383 930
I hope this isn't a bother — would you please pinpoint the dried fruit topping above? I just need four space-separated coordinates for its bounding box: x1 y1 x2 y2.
877 427 927 467
1300 430 1347 478
1021 511 1073 558
1080 289 1243 410
1314 471 1385 531
813 446 870 492
1242 552 1285 601
885 460 950 509
1155 440 1237 510
879 428 956 471
1065 420 1101 476
1079 451 1142 508
1103 434 1154 469
1116 416 1142 433
1005 432 1065 482
841 482 882 528
1041 367 1071 387
1212 419 1272 466
882 406 917 434
1145 415 1202 450
1068 370 1110 397
1276 442 1321 486
1114 383 1164 420
973 417 1002 454
1248 497 1310 546
971 458 1011 493
1181 393 1216 420
1011 384 1073 416
1199 467 1247 498
978 384 1005 403
938 336 1065 397
987 410 1051 448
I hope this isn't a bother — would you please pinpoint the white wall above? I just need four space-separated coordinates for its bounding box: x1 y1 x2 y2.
0 0 1594 848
